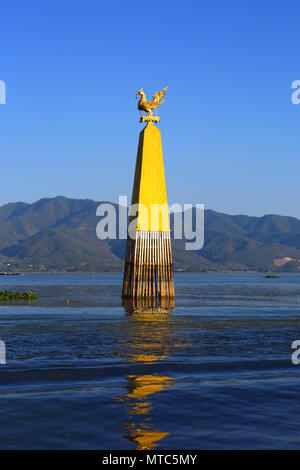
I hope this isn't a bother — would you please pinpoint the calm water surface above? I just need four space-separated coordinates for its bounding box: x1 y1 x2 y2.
0 273 300 449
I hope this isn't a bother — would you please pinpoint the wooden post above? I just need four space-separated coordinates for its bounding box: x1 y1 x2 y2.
122 230 174 300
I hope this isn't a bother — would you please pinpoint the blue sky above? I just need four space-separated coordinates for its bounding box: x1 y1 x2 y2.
0 0 299 217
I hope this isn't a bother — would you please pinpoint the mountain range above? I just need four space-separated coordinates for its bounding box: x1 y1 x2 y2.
0 196 300 273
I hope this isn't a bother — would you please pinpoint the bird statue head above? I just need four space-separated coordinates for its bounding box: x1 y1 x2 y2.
136 88 144 98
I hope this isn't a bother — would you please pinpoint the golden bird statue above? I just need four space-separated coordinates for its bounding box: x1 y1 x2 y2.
136 87 168 117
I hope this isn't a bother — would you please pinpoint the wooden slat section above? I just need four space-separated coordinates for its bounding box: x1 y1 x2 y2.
122 230 175 302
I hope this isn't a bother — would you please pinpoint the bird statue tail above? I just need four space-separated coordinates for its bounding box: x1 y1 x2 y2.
152 87 168 103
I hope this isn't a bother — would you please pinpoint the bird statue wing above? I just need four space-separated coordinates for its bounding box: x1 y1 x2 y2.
152 87 168 102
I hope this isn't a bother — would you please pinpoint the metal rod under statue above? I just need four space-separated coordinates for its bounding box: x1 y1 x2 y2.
122 87 175 301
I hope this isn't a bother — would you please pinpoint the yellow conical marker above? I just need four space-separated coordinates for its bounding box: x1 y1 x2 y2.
131 121 170 232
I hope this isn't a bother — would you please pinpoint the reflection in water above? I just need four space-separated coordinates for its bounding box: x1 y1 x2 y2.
115 298 176 450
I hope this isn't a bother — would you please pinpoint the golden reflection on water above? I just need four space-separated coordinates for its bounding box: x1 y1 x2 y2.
115 298 176 450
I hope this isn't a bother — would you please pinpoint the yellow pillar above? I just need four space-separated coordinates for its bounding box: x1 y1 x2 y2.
122 87 174 302
131 121 170 232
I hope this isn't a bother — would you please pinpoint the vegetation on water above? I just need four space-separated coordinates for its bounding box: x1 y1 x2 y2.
0 290 38 301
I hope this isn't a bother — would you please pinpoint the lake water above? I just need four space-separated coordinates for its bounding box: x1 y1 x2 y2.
0 273 300 449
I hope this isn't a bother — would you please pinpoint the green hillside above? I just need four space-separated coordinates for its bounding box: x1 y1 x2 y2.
0 196 300 273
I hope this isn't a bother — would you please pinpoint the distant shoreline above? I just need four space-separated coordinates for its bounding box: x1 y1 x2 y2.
1 270 298 275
